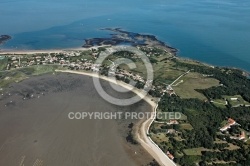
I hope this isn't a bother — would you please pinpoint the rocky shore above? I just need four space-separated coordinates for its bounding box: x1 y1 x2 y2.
83 28 178 55
0 35 11 45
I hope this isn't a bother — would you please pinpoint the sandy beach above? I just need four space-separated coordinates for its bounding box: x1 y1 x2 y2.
0 47 86 55
0 46 110 55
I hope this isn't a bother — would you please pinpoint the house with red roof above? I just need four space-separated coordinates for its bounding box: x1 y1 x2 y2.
220 118 236 132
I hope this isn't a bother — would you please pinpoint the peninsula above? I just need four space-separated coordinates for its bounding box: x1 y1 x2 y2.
0 30 250 166
83 28 177 55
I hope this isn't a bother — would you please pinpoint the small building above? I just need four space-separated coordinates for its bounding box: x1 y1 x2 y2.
166 151 174 160
167 120 179 125
230 98 238 101
239 131 246 140
220 118 236 132
220 125 231 132
228 118 236 126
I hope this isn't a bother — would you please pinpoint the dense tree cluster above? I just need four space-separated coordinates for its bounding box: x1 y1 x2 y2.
157 61 250 165
173 61 250 102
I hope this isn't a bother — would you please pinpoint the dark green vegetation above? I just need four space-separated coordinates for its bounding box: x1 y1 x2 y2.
154 61 250 166
126 123 138 145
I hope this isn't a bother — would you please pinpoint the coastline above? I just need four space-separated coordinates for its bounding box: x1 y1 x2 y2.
135 103 176 166
55 70 176 166
0 45 115 55
1 47 249 75
0 47 89 55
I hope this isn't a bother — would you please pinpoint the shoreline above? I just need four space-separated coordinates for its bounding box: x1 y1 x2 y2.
55 70 176 166
1 47 249 75
0 45 114 55
0 47 90 55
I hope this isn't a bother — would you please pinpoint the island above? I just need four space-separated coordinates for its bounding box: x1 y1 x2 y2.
0 30 250 166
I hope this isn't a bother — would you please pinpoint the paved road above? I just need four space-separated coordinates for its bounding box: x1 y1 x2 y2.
137 104 176 166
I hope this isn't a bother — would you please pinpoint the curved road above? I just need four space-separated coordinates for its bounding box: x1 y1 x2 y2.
136 104 176 166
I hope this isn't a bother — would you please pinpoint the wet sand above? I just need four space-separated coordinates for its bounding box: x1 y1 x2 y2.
0 73 154 166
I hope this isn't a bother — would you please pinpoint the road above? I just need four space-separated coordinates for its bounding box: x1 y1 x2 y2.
136 103 176 166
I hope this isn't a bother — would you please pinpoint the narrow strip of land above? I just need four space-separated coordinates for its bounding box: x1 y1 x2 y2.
136 103 176 166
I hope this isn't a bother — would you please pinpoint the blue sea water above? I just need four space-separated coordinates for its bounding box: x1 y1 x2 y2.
1 0 250 71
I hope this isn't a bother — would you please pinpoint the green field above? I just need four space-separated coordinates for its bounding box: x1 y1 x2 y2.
180 123 193 130
183 148 204 156
0 57 8 70
223 95 250 107
173 72 220 100
212 99 227 109
153 133 169 142
225 143 240 150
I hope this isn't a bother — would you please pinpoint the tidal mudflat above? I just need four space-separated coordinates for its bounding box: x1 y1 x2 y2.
0 73 154 166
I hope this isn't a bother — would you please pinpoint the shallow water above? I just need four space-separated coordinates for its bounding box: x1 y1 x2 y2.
1 0 250 71
0 73 153 166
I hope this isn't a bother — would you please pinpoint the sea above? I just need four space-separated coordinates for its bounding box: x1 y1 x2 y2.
1 0 250 71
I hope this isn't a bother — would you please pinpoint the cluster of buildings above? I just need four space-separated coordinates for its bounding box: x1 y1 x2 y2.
137 46 168 57
6 51 84 69
6 50 154 90
4 47 177 99
220 118 248 141
158 85 176 97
